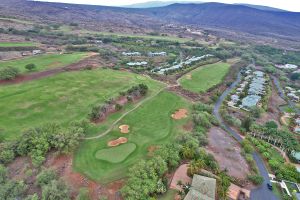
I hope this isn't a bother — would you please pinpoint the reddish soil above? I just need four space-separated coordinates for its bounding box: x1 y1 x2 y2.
170 164 191 190
0 54 101 85
147 145 159 156
119 125 130 133
171 108 188 120
107 137 128 147
183 121 193 131
206 127 250 185
257 84 286 126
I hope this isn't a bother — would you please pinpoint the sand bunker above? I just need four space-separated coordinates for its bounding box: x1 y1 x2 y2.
171 109 188 120
107 137 128 147
119 125 130 133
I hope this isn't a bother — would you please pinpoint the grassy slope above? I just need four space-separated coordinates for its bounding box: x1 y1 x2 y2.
179 62 230 93
0 42 37 47
0 53 88 73
73 91 191 183
0 69 162 140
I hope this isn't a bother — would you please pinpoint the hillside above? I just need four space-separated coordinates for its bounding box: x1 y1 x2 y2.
144 3 300 39
0 0 300 41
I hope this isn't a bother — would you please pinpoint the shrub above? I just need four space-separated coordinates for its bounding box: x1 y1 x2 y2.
0 66 19 80
42 180 70 200
248 174 264 185
25 63 36 71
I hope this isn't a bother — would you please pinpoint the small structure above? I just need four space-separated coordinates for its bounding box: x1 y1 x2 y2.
122 52 141 57
276 64 298 70
287 93 300 102
148 52 167 57
291 151 300 163
241 95 261 109
32 50 42 55
126 61 147 66
184 174 216 200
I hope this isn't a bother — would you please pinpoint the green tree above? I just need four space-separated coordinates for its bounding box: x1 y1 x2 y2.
25 63 36 71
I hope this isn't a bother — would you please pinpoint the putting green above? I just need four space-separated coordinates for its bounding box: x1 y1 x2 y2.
95 143 136 163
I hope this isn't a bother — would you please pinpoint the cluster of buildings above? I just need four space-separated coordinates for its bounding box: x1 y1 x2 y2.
122 52 141 57
148 52 167 57
153 54 213 75
285 86 300 102
228 70 267 110
275 64 298 70
122 51 167 57
126 61 148 66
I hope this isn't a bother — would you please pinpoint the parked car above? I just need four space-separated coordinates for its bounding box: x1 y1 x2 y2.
267 183 273 190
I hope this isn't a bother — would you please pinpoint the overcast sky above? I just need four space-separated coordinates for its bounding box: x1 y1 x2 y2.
35 0 300 12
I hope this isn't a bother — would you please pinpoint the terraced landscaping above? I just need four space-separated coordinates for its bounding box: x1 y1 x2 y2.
179 62 230 93
0 52 88 73
0 68 163 140
73 91 191 183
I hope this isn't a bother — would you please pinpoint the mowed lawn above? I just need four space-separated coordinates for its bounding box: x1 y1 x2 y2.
0 42 37 47
73 91 191 183
179 62 230 93
0 52 88 73
0 69 163 140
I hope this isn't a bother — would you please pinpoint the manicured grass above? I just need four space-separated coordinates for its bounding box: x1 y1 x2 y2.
73 91 191 183
179 62 230 93
0 52 88 73
279 105 295 113
0 68 163 140
95 143 137 163
0 42 37 47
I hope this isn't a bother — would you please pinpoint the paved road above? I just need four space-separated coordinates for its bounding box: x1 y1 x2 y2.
272 75 300 115
213 71 279 200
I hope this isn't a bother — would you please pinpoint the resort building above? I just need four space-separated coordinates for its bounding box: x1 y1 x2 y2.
184 175 216 200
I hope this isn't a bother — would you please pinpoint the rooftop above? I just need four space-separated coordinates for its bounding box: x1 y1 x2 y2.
184 175 216 200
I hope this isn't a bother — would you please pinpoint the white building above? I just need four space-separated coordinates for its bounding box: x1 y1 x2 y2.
122 52 141 56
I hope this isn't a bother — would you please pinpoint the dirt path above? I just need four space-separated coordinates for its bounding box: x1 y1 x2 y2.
84 85 167 140
0 53 100 85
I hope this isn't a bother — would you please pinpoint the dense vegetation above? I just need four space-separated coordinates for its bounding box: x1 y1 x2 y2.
247 137 300 183
0 121 87 166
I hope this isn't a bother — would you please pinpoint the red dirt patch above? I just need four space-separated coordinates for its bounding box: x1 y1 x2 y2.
44 153 125 200
171 109 188 120
207 127 250 182
170 164 192 190
107 137 128 147
147 145 159 156
183 121 193 131
119 125 130 133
